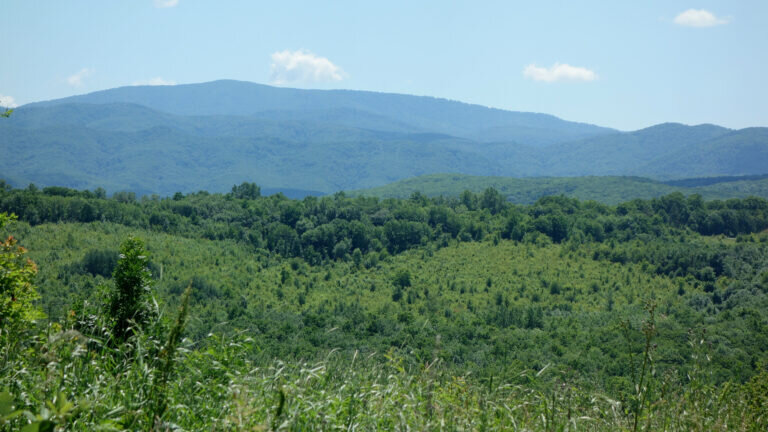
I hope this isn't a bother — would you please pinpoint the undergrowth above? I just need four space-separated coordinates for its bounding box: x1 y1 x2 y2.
2 315 767 431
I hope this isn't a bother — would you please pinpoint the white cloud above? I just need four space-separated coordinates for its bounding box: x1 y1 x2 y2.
132 77 177 86
270 50 345 85
0 95 18 108
67 68 93 87
674 9 729 27
154 0 178 8
523 63 597 83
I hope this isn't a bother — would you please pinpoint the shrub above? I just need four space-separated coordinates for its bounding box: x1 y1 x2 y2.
0 213 43 335
392 269 411 289
109 236 155 341
80 248 118 277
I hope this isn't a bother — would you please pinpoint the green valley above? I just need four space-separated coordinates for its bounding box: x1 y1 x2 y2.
2 183 768 429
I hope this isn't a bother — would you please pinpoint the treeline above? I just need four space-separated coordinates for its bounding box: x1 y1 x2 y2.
2 182 768 263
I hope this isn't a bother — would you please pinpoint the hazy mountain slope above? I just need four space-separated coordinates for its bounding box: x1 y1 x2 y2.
3 103 766 195
0 102 529 195
663 173 768 187
26 80 615 146
0 119 506 195
467 122 768 180
1 103 178 132
5 103 409 140
541 123 732 176
642 128 768 178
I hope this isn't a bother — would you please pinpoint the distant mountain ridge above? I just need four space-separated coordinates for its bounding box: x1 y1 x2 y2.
538 123 734 177
26 80 614 146
2 80 767 196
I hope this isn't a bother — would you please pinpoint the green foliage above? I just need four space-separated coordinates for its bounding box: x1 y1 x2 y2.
2 183 768 428
1 328 766 430
0 212 42 335
743 369 768 428
109 236 154 341
230 181 261 199
622 302 658 432
353 173 768 205
151 283 192 420
392 269 411 288
78 248 118 277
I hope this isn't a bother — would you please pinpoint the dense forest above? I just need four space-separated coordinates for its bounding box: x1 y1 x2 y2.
351 173 768 204
2 181 768 430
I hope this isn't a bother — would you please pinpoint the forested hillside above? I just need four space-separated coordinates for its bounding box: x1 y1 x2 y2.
542 125 768 179
0 105 502 194
352 173 768 204
3 80 767 195
2 182 768 429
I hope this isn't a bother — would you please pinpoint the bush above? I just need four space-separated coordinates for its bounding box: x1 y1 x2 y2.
392 269 411 289
80 248 118 277
0 213 43 335
109 236 155 341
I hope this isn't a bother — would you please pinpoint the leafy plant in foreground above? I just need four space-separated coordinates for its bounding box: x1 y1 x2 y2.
108 236 155 342
622 301 658 432
150 283 192 423
0 212 42 337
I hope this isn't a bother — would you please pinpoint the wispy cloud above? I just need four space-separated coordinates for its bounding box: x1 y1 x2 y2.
132 77 177 86
270 50 345 85
0 95 18 108
523 63 597 83
154 0 178 8
674 9 729 27
67 68 93 87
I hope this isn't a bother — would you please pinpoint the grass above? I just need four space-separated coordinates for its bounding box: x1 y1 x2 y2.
3 325 766 431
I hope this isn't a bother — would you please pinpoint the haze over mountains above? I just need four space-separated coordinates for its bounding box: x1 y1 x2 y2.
2 80 767 196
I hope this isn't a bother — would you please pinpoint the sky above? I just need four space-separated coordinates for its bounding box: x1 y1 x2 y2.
1 1 766 131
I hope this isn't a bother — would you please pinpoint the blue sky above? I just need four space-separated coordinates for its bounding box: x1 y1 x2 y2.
1 1 766 130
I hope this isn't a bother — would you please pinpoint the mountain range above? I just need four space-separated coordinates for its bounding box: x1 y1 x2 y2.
1 79 767 196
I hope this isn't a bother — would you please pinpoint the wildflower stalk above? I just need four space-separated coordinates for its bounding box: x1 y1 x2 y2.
151 283 192 422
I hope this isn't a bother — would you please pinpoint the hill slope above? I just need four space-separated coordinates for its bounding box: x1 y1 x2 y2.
541 123 731 177
350 173 768 204
0 104 510 195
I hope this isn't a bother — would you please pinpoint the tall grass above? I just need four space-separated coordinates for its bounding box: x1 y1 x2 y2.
2 321 767 431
